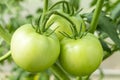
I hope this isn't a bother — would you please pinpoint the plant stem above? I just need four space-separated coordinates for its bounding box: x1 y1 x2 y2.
40 0 48 30
50 63 70 80
89 0 104 33
0 50 11 62
49 1 69 12
52 11 77 39
0 25 11 44
0 25 12 62
98 68 104 80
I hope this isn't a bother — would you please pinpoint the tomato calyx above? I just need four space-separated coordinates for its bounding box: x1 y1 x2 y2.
31 10 80 38
46 11 87 40
59 22 87 40
31 0 84 38
31 12 58 37
48 1 86 39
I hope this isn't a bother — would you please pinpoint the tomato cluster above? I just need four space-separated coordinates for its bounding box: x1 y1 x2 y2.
10 12 103 76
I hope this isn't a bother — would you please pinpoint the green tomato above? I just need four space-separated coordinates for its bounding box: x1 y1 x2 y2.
46 13 86 40
59 33 103 76
11 24 60 72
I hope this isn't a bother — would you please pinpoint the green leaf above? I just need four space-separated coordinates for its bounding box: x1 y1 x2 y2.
98 13 120 48
84 12 120 48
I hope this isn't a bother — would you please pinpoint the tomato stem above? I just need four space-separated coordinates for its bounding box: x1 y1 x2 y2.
49 1 70 13
0 50 11 62
50 63 70 80
89 0 104 33
52 11 78 39
69 5 75 16
41 11 78 38
50 11 86 39
40 0 48 33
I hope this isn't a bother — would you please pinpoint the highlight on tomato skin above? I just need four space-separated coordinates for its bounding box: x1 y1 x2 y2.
10 24 60 72
59 33 103 76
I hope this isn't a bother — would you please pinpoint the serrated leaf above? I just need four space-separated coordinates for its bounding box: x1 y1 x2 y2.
84 12 120 48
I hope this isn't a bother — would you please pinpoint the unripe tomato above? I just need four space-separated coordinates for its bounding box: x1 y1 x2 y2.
59 33 103 76
46 13 86 40
11 24 60 72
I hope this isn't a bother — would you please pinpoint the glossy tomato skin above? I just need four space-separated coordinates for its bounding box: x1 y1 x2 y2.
59 33 103 76
11 24 60 72
47 13 86 40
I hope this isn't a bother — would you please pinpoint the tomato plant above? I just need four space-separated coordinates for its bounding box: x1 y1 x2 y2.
59 33 103 76
1 0 120 80
11 24 60 72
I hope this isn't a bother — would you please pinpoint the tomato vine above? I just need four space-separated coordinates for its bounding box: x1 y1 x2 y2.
89 0 104 33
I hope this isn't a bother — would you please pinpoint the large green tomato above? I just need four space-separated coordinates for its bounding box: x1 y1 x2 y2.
46 13 86 40
59 33 103 76
11 24 60 72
